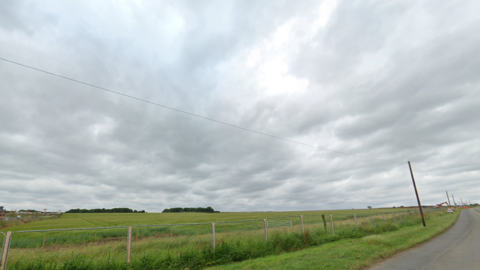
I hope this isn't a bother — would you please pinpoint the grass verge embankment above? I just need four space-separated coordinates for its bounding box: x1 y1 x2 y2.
207 210 460 270
6 210 453 269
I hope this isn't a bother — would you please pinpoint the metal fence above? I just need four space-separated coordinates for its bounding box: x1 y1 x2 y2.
0 208 445 269
2 226 128 270
130 222 213 262
215 219 267 246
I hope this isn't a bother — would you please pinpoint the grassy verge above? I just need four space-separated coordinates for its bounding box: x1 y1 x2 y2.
4 210 451 269
207 210 460 270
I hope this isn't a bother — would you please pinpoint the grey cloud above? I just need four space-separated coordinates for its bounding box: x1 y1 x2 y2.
0 0 479 212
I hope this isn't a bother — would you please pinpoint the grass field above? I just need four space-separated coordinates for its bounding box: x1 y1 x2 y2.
0 207 446 269
207 209 461 270
1 208 404 233
1 208 417 249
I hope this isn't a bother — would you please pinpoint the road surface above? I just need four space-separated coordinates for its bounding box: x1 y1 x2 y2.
368 208 480 270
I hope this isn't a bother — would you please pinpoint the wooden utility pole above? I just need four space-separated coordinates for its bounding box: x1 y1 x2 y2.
408 161 426 227
446 191 451 205
0 232 12 270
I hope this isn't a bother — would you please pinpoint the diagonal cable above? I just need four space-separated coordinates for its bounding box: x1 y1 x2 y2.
0 57 399 163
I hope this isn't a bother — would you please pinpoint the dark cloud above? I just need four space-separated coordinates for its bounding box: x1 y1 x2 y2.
0 0 479 212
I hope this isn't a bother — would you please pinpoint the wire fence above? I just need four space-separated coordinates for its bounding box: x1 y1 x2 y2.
0 232 5 266
2 227 128 269
130 222 213 261
0 208 446 269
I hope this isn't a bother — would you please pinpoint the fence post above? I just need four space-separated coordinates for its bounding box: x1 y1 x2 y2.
263 219 268 242
127 226 132 264
369 214 373 228
393 212 397 225
300 215 304 233
330 215 334 234
382 212 385 221
354 214 358 229
212 223 216 250
0 232 12 270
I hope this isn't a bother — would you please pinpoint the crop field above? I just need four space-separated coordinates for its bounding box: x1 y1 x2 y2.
2 208 402 232
0 208 439 269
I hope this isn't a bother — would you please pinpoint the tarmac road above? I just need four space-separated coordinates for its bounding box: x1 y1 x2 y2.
368 208 480 270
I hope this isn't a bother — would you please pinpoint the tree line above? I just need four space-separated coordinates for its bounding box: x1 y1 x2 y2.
65 208 145 213
162 207 219 213
18 209 39 213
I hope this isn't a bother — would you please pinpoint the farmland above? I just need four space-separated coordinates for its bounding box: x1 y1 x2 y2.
0 208 446 269
1 208 402 233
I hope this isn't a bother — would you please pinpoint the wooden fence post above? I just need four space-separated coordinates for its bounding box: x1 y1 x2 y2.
330 215 334 234
212 223 216 250
369 214 373 228
354 214 358 229
382 212 385 221
263 219 268 242
127 226 132 264
300 215 304 234
1 232 12 270
42 237 46 249
393 212 396 225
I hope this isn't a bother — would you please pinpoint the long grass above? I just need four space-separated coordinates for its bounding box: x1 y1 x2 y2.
4 209 444 270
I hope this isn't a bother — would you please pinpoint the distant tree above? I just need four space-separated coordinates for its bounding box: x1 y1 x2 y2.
162 207 219 213
65 208 144 213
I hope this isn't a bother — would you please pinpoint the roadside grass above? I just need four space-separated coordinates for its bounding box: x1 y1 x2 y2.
207 210 460 270
3 210 450 269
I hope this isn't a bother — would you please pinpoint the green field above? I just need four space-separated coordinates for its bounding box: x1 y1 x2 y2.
0 208 444 269
2 208 407 232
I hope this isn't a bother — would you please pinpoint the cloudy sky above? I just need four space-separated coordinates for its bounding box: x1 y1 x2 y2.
0 0 479 212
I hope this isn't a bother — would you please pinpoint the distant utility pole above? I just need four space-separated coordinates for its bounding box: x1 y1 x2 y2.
446 191 451 205
452 194 457 206
408 161 426 227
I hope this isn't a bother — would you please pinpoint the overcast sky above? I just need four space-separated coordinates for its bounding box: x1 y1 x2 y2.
0 0 479 212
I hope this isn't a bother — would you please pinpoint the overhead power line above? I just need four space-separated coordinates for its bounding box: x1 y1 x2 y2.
0 57 398 163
